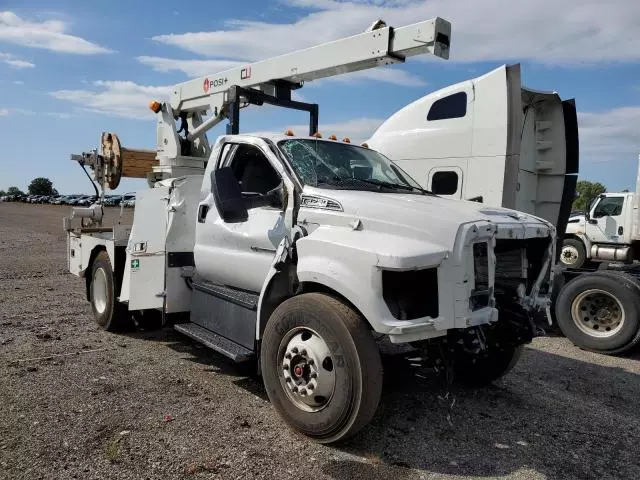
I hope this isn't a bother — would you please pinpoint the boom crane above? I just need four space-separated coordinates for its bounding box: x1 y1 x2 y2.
150 17 451 179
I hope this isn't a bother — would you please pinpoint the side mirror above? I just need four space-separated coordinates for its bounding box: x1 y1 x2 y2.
212 167 248 223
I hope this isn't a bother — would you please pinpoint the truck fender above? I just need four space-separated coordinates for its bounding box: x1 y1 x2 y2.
84 244 125 302
256 236 295 340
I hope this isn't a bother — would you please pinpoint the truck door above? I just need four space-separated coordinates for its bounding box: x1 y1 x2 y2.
194 141 289 293
586 195 626 244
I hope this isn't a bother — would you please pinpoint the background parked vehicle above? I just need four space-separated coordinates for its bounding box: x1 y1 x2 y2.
121 193 135 207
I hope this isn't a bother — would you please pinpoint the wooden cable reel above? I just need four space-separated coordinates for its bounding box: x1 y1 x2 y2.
100 132 158 190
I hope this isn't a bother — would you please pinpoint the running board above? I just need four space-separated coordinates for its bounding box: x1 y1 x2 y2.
174 322 254 363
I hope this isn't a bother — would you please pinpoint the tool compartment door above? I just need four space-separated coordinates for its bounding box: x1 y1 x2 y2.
124 187 169 310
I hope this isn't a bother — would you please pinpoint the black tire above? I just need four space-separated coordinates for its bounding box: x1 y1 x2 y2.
454 345 524 387
560 238 587 269
261 293 382 444
555 272 640 354
89 251 130 332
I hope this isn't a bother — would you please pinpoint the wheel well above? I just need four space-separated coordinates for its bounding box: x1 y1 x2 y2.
258 278 371 340
563 234 583 244
297 282 367 323
85 246 106 301
84 246 126 301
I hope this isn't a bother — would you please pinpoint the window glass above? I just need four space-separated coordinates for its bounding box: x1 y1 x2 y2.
593 196 624 217
427 92 467 121
228 144 281 194
278 139 423 193
431 171 459 195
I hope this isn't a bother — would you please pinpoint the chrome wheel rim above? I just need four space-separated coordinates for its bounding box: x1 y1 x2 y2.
278 328 336 412
92 267 108 314
571 289 624 338
561 245 580 265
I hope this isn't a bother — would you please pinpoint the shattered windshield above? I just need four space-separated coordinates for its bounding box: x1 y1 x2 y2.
278 139 426 194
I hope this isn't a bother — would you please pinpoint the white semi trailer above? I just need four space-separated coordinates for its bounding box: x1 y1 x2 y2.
65 18 558 443
367 63 579 244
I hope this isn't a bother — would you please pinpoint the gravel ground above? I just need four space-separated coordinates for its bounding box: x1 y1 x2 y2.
1 202 639 480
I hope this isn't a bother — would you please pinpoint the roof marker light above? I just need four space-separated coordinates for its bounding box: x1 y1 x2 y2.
149 100 162 113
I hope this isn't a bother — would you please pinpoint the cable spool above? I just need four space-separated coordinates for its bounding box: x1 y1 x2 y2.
99 132 158 190
100 132 122 189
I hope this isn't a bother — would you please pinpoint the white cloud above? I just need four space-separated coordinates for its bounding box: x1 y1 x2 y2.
278 117 383 143
579 107 640 161
0 11 111 54
151 0 640 65
50 80 171 119
5 58 34 68
274 106 640 162
0 51 34 68
0 107 71 119
136 56 244 78
12 80 23 85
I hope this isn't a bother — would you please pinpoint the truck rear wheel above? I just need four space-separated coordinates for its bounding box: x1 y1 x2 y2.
560 238 586 268
454 345 524 387
89 251 130 332
555 272 640 354
260 293 382 444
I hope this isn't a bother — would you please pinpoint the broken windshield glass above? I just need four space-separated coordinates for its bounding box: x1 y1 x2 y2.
278 139 424 193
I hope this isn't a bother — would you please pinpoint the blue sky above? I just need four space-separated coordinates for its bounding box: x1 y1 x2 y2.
1 0 639 194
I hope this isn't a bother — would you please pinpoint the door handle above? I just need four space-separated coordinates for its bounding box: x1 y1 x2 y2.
618 226 624 235
197 205 209 223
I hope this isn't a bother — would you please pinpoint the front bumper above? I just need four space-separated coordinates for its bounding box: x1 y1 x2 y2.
386 220 555 343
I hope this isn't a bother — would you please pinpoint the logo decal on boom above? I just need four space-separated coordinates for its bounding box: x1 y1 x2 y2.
203 77 228 93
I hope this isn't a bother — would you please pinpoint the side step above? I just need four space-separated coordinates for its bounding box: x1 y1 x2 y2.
174 322 254 363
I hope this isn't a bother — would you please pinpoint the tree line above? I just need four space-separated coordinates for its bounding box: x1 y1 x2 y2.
571 180 631 212
0 178 58 197
0 177 626 209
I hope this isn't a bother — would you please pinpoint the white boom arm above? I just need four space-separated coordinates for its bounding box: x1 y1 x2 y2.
152 17 451 179
171 17 450 115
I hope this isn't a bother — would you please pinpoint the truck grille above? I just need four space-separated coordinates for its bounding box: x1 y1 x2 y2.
473 238 550 309
494 238 550 296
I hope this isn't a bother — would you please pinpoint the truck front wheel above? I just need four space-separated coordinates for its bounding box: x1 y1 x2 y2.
454 345 524 387
560 238 587 268
261 293 383 444
89 251 130 332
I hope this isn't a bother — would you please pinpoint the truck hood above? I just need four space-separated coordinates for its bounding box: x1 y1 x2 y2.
300 187 552 250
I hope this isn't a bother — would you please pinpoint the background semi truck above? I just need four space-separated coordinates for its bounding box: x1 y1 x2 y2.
562 161 640 268
63 18 560 443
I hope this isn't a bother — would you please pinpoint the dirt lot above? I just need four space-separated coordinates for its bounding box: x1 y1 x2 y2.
1 202 639 480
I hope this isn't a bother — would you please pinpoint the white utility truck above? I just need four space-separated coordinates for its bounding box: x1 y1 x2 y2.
65 18 558 443
367 64 579 243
